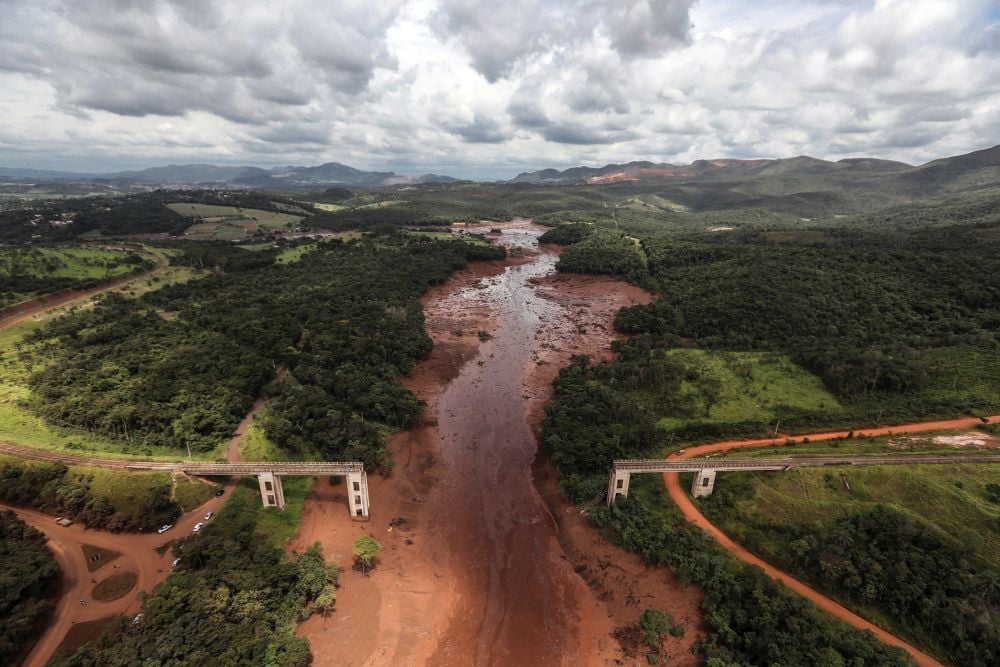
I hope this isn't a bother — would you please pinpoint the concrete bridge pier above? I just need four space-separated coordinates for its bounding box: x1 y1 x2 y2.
347 471 370 519
258 471 286 509
606 467 631 506
691 469 717 498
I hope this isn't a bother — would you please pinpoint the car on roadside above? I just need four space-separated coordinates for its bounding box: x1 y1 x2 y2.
170 558 180 569
214 487 224 497
203 511 214 521
133 613 144 624
192 522 204 533
157 524 173 534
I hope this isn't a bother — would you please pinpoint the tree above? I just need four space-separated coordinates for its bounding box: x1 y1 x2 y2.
352 535 381 575
639 607 676 649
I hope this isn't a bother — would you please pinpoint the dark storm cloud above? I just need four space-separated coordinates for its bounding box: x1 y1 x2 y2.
0 0 403 120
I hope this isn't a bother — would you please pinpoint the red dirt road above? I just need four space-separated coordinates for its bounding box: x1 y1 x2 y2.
0 252 168 331
663 416 1000 667
6 487 230 667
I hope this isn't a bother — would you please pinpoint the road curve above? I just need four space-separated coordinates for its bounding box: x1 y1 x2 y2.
660 415 1000 667
6 487 233 667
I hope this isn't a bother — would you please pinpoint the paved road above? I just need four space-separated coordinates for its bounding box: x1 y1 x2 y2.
659 414 1000 667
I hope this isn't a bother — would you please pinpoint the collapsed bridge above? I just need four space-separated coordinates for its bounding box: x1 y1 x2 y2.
608 454 1000 505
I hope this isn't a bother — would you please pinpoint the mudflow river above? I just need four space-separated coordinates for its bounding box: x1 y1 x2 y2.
425 222 634 665
294 219 657 666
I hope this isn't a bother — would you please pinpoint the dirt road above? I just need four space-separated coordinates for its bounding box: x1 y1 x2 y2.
7 485 230 667
661 417 1000 667
0 250 168 332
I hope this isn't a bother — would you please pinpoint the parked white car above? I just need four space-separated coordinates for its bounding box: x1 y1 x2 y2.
170 558 180 568
157 524 173 534
192 522 204 533
203 511 214 521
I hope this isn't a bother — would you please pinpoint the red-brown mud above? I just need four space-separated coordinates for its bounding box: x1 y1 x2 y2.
293 220 704 666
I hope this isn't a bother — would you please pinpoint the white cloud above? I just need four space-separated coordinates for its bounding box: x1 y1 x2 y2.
0 0 997 177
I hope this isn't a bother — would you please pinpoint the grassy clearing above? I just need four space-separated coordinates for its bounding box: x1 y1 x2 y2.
240 418 320 462
311 202 347 212
656 350 841 430
236 476 315 544
173 477 215 512
708 464 1000 568
71 466 173 512
82 544 121 572
91 571 137 602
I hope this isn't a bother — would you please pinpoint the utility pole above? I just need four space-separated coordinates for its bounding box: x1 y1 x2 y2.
773 419 781 439
186 441 192 461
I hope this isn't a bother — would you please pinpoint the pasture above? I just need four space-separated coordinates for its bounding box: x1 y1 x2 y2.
166 202 304 239
655 350 842 431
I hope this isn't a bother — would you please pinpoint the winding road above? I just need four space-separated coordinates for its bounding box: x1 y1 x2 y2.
663 414 1000 667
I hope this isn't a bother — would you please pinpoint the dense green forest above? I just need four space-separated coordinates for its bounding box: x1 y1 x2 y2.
0 510 60 665
0 457 181 531
23 236 503 464
53 484 337 666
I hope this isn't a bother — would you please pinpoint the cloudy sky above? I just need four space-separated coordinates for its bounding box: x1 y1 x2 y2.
1 0 998 179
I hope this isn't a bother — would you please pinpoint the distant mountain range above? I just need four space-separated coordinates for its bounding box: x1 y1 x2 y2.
2 145 998 193
509 146 1000 186
0 162 461 188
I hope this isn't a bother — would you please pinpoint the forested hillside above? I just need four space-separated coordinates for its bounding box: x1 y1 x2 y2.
24 236 504 464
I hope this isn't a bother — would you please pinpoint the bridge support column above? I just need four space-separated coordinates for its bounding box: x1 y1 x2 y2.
691 469 717 498
258 471 285 509
607 467 631 506
346 471 370 519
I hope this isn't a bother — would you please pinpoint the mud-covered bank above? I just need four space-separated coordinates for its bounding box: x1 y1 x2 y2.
292 220 702 665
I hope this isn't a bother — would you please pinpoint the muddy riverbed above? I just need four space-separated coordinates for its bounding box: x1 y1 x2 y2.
292 220 703 665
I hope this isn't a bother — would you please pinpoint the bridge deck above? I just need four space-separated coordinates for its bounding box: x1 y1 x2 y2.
613 454 1000 473
179 462 364 475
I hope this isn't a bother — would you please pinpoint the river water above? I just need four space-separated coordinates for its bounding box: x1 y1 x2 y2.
428 223 606 665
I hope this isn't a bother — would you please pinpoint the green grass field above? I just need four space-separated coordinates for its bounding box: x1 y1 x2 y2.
311 202 347 212
656 350 842 430
707 463 1000 568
